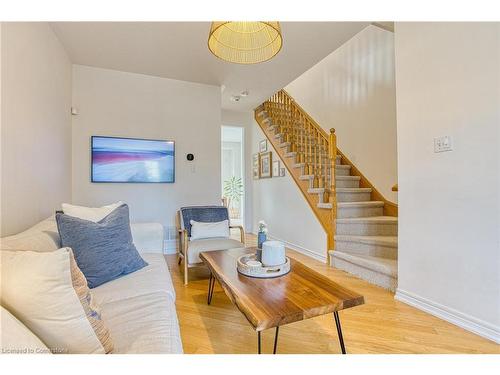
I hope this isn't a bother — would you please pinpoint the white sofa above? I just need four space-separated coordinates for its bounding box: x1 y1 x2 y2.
0 216 183 354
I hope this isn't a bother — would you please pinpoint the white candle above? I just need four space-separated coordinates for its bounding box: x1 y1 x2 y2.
261 241 286 266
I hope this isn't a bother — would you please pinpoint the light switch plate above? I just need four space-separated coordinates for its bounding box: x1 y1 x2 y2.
434 136 453 153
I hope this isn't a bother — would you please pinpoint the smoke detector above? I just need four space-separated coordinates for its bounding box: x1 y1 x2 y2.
240 90 249 97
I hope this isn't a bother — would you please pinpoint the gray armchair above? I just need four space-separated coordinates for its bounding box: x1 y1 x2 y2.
177 206 245 285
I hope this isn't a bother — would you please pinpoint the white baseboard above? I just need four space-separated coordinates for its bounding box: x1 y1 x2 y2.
252 232 327 263
395 288 500 344
163 239 177 255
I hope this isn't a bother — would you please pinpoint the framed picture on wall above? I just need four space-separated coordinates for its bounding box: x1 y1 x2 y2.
253 168 260 180
260 151 272 178
252 153 260 179
272 160 280 177
259 139 268 153
91 136 175 183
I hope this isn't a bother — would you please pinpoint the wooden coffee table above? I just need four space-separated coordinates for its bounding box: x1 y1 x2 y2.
199 247 365 354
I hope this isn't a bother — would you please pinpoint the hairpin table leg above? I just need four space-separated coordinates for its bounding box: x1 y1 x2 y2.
258 331 261 354
207 273 215 305
333 311 346 354
273 326 279 354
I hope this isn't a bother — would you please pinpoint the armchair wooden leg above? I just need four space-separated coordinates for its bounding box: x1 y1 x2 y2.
230 225 245 245
184 257 189 285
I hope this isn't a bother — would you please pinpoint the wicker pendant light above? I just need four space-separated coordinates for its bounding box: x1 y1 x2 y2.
208 22 283 64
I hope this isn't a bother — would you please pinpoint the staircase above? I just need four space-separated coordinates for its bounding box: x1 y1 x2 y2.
255 90 398 291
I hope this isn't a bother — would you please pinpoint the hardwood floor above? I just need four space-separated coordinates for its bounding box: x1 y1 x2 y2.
165 233 499 354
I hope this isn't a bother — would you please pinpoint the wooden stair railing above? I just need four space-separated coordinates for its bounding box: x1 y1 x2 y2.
255 89 338 260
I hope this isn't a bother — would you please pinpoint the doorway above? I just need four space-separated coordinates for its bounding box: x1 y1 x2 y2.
221 126 245 227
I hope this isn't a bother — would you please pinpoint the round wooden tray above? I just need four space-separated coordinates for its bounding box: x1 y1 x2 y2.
237 253 290 279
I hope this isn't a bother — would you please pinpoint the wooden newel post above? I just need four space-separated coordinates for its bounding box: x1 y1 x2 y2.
329 128 336 157
328 128 337 255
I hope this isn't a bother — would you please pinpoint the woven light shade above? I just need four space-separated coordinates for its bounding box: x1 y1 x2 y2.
208 22 283 64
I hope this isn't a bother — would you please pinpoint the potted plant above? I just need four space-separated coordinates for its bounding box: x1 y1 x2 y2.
223 176 243 219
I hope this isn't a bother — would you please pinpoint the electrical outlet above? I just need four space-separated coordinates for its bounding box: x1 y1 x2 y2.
434 136 453 153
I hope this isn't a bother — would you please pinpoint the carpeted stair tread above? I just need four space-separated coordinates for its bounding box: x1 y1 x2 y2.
317 203 332 209
329 251 398 278
334 235 398 247
338 201 384 208
337 187 372 193
299 175 314 180
336 216 398 224
308 187 327 194
336 176 361 180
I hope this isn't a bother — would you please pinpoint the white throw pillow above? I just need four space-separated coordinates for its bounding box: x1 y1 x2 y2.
190 220 230 240
61 201 124 223
0 306 50 354
0 248 111 354
0 216 60 252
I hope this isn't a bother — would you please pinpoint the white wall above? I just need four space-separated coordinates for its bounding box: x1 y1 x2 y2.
250 121 327 261
0 23 72 236
394 23 500 343
72 65 221 239
286 25 398 202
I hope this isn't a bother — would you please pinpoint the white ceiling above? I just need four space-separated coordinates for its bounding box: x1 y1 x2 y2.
51 22 369 111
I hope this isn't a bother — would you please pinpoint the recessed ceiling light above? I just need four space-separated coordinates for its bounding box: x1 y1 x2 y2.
230 95 241 102
240 90 249 97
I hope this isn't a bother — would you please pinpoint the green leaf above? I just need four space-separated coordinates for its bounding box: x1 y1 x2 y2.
223 176 243 203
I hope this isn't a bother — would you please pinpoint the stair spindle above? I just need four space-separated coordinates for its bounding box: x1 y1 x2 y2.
307 119 312 175
328 128 337 252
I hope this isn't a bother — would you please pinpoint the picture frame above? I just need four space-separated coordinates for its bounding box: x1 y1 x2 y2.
280 168 286 177
259 151 272 178
91 135 175 183
252 153 260 180
272 160 280 177
253 167 260 180
259 139 268 153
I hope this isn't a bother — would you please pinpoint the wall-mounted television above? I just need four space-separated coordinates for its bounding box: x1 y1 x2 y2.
91 136 175 183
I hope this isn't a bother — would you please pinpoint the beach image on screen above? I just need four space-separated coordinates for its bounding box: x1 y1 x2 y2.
92 137 174 183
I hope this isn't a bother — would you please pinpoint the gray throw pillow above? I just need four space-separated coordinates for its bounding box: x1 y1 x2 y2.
56 204 147 288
